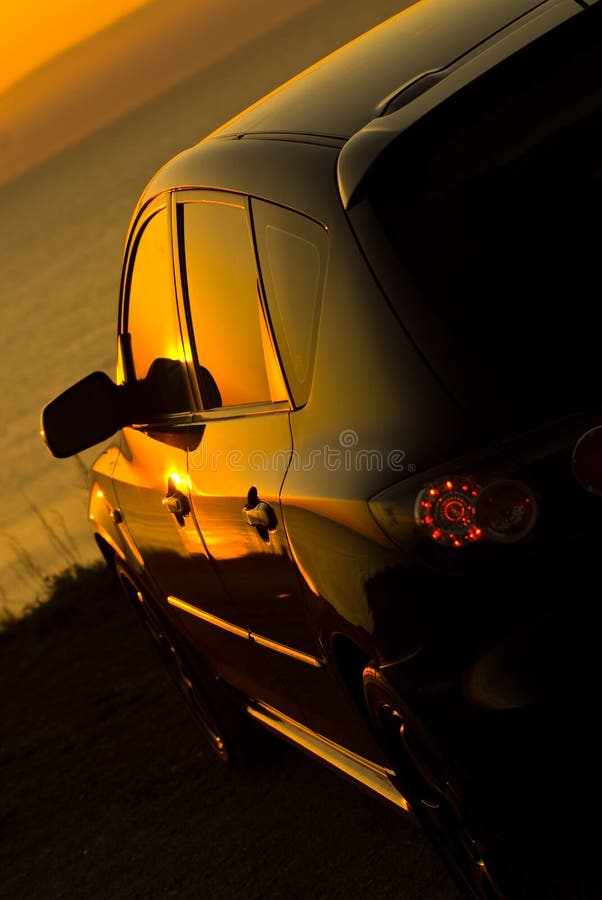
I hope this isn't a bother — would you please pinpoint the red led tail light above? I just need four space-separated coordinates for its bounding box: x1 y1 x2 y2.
415 478 482 547
415 477 536 547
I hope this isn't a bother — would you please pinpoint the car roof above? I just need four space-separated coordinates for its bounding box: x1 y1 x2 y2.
209 0 550 142
135 0 589 213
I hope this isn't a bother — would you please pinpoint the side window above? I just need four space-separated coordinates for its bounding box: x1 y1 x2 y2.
179 197 286 409
126 208 182 381
251 200 329 407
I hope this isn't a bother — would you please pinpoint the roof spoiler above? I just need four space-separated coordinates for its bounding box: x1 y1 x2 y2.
337 0 584 210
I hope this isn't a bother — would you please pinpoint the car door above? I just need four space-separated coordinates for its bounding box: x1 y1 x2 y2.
173 190 325 718
109 196 228 642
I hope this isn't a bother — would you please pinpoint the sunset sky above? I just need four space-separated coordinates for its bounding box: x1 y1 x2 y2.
0 0 329 185
1 0 151 93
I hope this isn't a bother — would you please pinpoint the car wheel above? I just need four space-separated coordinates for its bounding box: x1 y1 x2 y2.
115 561 231 761
114 560 257 764
363 665 514 900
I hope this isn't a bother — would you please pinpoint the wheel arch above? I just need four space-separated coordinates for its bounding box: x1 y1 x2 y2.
330 632 373 716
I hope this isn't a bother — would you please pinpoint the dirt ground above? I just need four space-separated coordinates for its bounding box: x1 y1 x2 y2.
0 566 461 900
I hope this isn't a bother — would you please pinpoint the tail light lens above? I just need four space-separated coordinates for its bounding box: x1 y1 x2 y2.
476 480 537 543
415 477 537 547
415 478 482 548
572 426 602 495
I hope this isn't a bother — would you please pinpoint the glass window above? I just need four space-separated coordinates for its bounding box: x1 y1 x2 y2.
126 208 182 381
180 199 286 409
252 201 328 407
368 21 602 434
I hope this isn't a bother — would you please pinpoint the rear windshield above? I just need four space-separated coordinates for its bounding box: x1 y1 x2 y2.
369 11 602 435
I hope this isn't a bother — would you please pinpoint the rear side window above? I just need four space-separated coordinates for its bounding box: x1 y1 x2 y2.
252 200 329 407
178 197 286 409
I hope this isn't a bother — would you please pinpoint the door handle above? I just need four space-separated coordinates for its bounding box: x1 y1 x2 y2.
244 486 277 539
244 501 277 530
163 491 190 517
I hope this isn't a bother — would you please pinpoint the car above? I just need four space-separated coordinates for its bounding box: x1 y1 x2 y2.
41 0 602 896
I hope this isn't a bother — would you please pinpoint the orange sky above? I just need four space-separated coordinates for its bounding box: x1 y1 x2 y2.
0 0 152 94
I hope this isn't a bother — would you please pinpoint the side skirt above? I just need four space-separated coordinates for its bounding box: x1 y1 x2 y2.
246 699 412 814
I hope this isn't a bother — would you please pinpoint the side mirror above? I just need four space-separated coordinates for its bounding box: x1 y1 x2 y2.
41 371 125 458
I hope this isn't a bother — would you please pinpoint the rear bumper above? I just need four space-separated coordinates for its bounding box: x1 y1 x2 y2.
463 595 600 710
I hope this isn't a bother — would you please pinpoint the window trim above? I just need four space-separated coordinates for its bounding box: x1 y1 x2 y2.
118 194 194 428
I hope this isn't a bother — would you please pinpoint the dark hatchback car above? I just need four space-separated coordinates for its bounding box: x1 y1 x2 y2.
42 0 602 896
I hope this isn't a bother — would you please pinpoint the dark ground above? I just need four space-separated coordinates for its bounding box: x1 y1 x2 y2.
0 565 461 900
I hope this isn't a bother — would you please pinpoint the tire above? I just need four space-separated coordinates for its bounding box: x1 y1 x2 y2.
114 560 266 765
362 666 514 900
364 667 602 900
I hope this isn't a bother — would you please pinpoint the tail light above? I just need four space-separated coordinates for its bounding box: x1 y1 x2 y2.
572 426 602 495
415 477 537 547
414 478 482 547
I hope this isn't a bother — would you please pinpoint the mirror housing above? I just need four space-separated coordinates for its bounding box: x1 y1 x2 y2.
144 357 191 415
41 371 125 458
